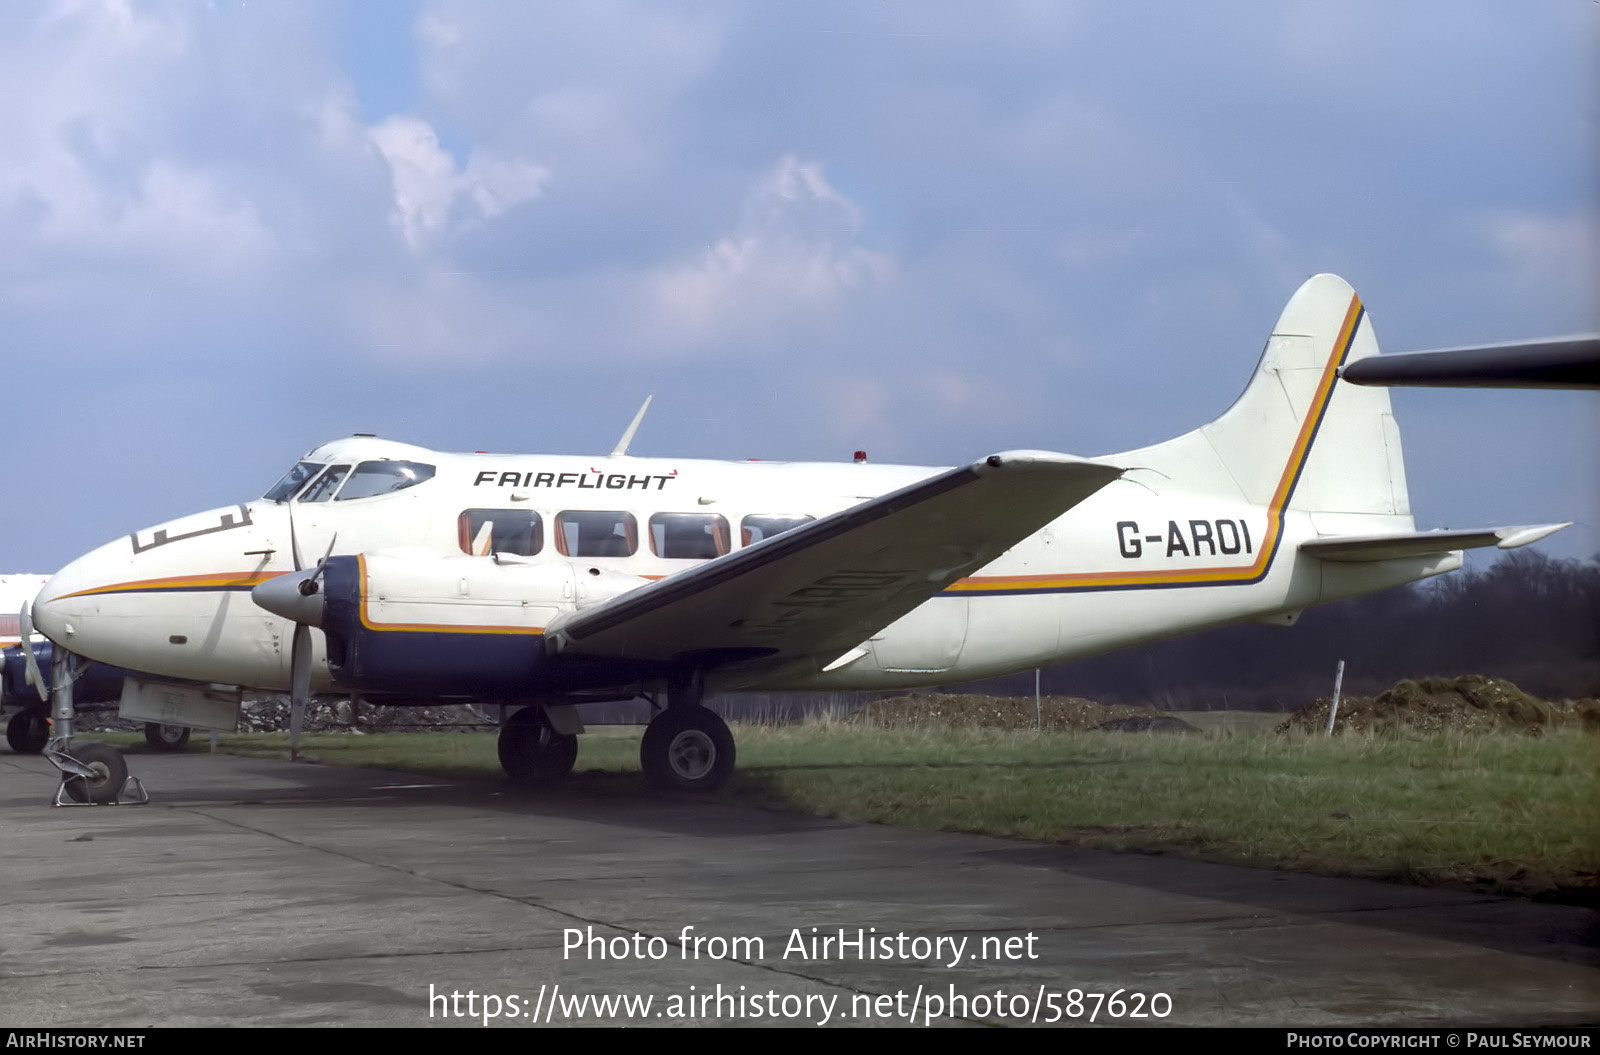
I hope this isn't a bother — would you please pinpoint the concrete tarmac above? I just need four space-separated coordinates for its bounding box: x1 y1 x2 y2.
1 745 1595 1028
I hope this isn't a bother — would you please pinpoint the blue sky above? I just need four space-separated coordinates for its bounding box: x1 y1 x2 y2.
1 0 1594 572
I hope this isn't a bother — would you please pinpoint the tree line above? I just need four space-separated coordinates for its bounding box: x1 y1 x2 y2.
960 550 1600 711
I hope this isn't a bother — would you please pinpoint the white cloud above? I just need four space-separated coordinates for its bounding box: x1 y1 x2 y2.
0 2 253 273
1461 209 1599 332
1480 211 1594 290
0 1 1593 569
643 155 894 349
367 115 548 250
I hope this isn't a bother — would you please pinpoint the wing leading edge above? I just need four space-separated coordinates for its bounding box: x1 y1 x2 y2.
544 451 1123 669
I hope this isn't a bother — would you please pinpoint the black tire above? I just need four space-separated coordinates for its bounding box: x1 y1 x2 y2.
497 707 579 785
640 707 735 792
6 712 49 754
144 723 192 752
63 742 129 804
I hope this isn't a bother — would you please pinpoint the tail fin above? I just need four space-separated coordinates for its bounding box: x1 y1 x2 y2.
1130 274 1412 526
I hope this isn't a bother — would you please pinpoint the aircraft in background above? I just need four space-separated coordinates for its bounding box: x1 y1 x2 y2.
25 274 1568 802
0 575 48 650
2 575 183 756
1340 335 1600 389
1 575 52 751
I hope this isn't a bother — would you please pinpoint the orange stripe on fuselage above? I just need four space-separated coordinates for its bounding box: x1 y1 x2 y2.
51 570 288 600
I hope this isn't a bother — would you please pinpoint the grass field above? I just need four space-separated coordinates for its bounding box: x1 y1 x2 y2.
99 718 1598 901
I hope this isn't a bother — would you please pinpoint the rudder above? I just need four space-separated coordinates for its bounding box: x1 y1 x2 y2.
1130 274 1412 526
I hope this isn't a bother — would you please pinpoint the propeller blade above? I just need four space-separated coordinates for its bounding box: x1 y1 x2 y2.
313 532 338 582
288 503 305 572
289 623 311 761
18 603 46 702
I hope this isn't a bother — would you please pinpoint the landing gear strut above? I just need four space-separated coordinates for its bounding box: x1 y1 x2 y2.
37 643 147 806
639 667 735 792
497 706 578 785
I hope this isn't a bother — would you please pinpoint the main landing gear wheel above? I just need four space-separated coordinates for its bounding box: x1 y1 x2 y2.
640 707 735 792
144 723 191 752
6 712 49 754
498 707 579 785
62 742 129 805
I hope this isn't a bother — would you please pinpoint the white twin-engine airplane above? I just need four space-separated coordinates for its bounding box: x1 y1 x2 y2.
24 274 1567 801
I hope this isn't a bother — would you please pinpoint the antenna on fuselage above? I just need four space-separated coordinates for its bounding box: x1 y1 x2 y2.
609 395 654 458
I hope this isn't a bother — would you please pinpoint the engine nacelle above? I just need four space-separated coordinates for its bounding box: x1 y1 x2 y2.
316 553 652 696
1 641 125 710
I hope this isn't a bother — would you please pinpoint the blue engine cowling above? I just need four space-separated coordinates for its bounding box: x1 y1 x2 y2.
317 554 661 698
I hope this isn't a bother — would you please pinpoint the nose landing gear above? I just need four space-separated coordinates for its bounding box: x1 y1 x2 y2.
50 741 147 805
35 643 149 807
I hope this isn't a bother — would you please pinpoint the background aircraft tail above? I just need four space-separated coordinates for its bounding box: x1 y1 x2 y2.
1128 273 1413 526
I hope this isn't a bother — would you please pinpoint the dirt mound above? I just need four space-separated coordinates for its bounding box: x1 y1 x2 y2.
1278 675 1600 735
849 693 1170 731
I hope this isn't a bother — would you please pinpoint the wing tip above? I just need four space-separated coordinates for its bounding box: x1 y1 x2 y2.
1495 522 1571 550
978 450 1124 478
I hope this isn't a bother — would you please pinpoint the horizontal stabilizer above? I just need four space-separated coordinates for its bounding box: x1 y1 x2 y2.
544 452 1122 665
1301 523 1569 563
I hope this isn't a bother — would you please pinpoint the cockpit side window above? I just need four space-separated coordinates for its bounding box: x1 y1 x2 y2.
298 465 350 503
741 514 815 547
336 460 438 501
264 461 324 502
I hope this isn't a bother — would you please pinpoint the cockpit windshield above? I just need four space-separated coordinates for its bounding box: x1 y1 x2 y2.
263 461 324 502
299 465 350 503
335 460 437 501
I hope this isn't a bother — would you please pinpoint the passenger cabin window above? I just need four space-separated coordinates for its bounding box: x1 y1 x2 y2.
555 511 637 558
337 460 437 501
264 461 324 502
298 465 350 503
741 514 815 546
458 510 542 556
650 513 730 560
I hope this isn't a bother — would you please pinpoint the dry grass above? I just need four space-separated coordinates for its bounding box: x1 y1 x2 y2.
119 709 1598 901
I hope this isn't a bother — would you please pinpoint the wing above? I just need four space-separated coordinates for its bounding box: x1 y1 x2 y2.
1301 523 1569 563
544 451 1122 668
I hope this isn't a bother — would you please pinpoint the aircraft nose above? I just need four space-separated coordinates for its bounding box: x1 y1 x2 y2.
30 551 98 646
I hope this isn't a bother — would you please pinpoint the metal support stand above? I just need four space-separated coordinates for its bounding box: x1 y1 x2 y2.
52 775 149 807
